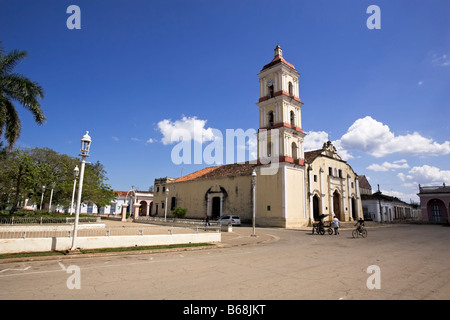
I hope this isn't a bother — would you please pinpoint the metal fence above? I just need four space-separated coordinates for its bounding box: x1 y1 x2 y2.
134 216 221 226
0 216 99 225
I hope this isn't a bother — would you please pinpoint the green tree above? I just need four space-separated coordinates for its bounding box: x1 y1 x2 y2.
0 147 115 214
0 43 46 150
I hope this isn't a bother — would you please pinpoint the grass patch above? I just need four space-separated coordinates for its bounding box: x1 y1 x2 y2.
0 251 66 260
80 242 214 254
0 243 214 260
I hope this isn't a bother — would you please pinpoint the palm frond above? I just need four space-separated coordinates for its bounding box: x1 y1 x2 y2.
3 98 21 151
0 49 28 77
1 73 46 124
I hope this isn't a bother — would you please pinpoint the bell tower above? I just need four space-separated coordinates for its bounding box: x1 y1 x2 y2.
255 45 307 228
256 45 306 165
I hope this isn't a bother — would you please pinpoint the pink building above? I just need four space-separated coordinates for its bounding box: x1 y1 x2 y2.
417 184 450 223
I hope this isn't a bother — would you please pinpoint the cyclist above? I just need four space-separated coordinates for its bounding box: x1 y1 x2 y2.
355 217 365 234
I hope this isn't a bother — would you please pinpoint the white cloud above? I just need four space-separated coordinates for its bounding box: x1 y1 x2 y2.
367 159 409 172
146 138 156 143
431 53 450 67
112 136 119 142
401 165 450 185
417 81 423 86
157 116 218 145
337 116 450 158
304 130 353 160
304 131 329 151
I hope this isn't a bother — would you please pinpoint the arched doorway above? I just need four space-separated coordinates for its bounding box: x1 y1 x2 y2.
206 184 227 219
139 201 147 216
333 190 341 220
427 199 447 223
212 197 221 219
313 194 320 221
351 197 357 220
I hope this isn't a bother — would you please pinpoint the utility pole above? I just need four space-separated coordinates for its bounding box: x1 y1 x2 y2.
378 184 383 223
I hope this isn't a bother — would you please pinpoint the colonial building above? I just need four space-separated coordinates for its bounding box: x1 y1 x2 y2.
417 184 450 223
152 46 363 228
361 192 420 222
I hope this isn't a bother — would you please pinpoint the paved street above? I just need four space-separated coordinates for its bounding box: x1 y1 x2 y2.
0 223 449 300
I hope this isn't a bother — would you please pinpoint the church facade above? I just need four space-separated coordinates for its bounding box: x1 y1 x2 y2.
152 46 363 228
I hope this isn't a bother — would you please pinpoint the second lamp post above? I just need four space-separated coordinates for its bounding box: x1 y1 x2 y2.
71 131 91 251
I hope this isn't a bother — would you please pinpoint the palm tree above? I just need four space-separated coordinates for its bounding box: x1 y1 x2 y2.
0 43 46 150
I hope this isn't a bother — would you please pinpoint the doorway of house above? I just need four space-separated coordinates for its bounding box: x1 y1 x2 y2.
333 191 341 220
212 196 221 219
313 195 320 221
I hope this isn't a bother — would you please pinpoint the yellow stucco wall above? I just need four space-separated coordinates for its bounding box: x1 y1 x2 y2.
153 174 253 221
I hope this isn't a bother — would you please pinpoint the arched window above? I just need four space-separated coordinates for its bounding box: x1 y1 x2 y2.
290 111 295 127
268 111 274 128
268 85 274 98
291 142 298 160
288 82 293 96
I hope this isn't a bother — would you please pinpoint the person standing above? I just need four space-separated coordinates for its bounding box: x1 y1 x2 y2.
332 215 340 235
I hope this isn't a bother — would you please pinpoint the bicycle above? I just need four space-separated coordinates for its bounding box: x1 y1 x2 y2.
352 226 367 238
312 222 333 235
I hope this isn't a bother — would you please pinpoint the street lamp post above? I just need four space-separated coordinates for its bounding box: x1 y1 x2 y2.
164 188 169 221
49 182 56 212
251 170 257 237
70 131 91 251
40 185 46 210
70 165 79 215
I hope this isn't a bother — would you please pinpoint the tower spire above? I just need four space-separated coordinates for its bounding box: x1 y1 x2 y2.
274 45 283 57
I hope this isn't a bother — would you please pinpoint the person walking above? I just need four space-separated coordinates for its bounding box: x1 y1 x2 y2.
332 215 340 235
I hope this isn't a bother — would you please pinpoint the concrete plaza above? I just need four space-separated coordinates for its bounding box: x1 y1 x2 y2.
0 222 449 300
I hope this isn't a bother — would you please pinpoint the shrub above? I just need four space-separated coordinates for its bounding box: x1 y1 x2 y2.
171 207 187 219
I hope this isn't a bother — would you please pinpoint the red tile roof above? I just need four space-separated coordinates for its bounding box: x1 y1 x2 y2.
261 54 296 72
173 163 257 183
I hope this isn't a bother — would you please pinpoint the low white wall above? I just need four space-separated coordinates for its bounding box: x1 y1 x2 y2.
0 224 105 232
0 232 221 254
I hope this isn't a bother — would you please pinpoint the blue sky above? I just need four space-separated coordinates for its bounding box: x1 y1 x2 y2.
1 0 449 202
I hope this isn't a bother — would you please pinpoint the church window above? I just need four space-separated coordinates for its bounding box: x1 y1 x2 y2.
290 111 295 127
268 84 274 98
288 82 293 96
268 111 274 128
291 142 298 160
314 175 317 182
328 167 333 176
267 205 271 211
338 169 343 178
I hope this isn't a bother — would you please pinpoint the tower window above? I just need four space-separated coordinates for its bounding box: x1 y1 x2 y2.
268 85 274 98
291 142 298 160
267 141 272 157
290 111 295 127
288 82 293 96
268 111 274 128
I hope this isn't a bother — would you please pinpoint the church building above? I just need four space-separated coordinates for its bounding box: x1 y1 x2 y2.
152 46 363 228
